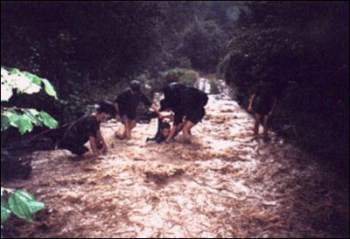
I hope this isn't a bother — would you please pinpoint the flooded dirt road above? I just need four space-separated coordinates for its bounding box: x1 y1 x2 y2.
4 92 349 238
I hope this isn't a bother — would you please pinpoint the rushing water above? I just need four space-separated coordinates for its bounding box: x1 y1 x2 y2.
3 79 348 238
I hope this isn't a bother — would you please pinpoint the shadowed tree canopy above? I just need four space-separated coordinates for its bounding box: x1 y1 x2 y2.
219 1 349 172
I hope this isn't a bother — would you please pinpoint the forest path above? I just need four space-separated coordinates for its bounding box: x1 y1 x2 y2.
5 82 348 238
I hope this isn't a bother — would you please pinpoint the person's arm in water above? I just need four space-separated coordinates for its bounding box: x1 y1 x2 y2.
247 94 255 113
89 136 99 156
96 129 108 154
114 93 127 123
88 115 107 156
166 125 178 143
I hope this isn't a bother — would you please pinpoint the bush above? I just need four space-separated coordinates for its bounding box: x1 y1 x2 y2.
1 67 58 234
180 19 228 72
220 1 349 171
162 68 199 87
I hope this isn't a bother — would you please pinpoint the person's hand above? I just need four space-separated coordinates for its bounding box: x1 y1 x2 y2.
100 145 108 155
91 152 100 159
150 104 158 112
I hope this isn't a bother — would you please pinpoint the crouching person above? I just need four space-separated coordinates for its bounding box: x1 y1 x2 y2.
56 101 117 158
160 82 208 143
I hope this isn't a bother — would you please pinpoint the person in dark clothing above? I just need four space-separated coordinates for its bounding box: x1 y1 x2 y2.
160 83 208 143
114 80 153 140
247 81 279 141
57 101 117 157
146 120 171 144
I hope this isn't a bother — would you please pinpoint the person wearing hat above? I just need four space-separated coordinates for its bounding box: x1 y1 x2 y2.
114 80 153 140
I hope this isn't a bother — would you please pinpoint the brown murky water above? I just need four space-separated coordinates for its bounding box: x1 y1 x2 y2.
4 94 349 238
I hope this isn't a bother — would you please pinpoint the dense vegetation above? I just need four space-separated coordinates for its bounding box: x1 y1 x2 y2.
1 1 244 122
219 1 349 174
1 68 58 236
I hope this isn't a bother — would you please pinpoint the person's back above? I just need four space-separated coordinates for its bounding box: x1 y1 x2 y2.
162 82 186 110
180 86 208 110
57 101 116 156
163 83 208 112
160 83 208 143
115 88 151 119
252 82 278 115
114 80 152 140
59 115 100 151
248 81 280 141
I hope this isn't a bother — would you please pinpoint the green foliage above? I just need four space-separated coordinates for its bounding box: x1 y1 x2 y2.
1 189 44 225
162 68 199 86
37 111 58 129
181 19 227 72
1 68 56 232
220 1 349 169
221 1 348 106
1 205 10 224
0 115 10 132
41 78 57 99
8 190 44 222
1 67 59 134
1 67 57 102
1 109 58 135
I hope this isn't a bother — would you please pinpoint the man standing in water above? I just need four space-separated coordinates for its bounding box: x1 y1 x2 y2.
247 81 279 141
114 80 153 140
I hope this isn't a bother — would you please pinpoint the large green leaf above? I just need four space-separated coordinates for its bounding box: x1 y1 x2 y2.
8 190 44 222
1 206 11 224
2 109 58 133
15 114 34 135
3 111 20 128
2 67 57 98
38 111 58 129
8 191 33 221
4 69 40 95
15 191 44 214
23 109 42 127
1 115 10 132
41 79 58 99
23 71 42 85
8 68 21 75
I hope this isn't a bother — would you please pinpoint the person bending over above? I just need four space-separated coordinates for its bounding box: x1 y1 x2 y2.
160 83 208 143
56 101 116 157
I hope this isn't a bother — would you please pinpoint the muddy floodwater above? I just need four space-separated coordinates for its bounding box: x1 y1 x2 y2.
3 93 349 238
